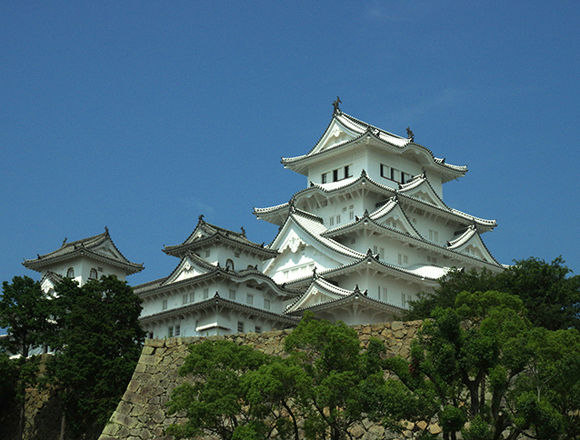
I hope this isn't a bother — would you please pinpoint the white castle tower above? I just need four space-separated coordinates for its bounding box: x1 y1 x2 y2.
254 100 502 324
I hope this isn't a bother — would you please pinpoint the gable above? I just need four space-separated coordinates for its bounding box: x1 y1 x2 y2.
310 119 359 156
163 256 211 285
370 200 421 238
399 178 448 210
447 227 499 266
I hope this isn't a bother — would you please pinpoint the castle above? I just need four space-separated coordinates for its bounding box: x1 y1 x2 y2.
24 101 503 338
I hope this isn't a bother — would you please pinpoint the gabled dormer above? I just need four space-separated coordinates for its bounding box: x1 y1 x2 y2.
23 227 143 287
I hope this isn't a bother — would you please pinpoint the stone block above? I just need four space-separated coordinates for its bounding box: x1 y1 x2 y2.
391 321 404 331
349 422 365 439
429 423 442 434
147 339 166 348
112 412 139 429
125 390 147 406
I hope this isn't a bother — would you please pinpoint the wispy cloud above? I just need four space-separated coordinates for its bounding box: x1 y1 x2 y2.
393 87 471 122
365 0 457 23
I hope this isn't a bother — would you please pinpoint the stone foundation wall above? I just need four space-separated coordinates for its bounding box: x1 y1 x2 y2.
99 320 443 440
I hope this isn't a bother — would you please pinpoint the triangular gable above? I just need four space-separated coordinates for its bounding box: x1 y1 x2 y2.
286 278 351 313
399 176 448 210
92 238 127 260
162 255 212 285
309 118 360 156
447 227 500 265
263 214 361 278
370 199 421 238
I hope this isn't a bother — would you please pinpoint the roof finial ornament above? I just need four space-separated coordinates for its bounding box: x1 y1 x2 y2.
312 266 318 279
62 238 67 247
198 214 205 222
104 226 109 235
332 96 342 115
406 126 414 142
240 226 246 236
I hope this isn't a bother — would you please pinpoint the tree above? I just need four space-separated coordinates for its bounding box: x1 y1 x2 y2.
389 290 580 440
500 256 580 330
166 339 293 440
0 275 50 358
405 257 580 330
167 313 413 440
47 275 145 439
283 312 397 440
0 275 51 440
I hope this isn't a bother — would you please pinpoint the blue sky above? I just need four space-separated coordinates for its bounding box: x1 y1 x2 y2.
2 1 580 288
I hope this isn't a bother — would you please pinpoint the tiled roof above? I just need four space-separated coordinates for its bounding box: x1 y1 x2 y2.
256 170 496 231
139 293 299 326
281 111 467 179
135 251 300 300
23 228 143 274
163 216 277 259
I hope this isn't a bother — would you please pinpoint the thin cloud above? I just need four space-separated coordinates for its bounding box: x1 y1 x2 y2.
365 0 458 23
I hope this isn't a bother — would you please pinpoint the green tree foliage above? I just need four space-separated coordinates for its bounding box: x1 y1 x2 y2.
283 312 411 440
392 290 580 440
47 275 145 438
0 275 50 440
166 339 299 440
500 256 580 330
0 275 50 358
406 257 580 330
168 313 420 440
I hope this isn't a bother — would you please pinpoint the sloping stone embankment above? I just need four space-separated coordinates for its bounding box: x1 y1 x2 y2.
99 321 441 440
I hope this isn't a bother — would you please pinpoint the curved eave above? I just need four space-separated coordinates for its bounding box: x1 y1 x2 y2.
323 217 502 271
140 266 300 301
163 232 277 259
256 172 495 232
286 256 445 290
282 127 466 182
140 295 300 326
286 291 404 316
270 212 365 262
23 248 144 275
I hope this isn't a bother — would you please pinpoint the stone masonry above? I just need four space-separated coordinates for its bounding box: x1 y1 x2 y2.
98 320 443 440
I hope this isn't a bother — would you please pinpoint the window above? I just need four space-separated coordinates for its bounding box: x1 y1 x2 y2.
203 288 209 299
205 250 211 257
264 299 270 310
351 238 356 244
336 214 341 224
321 173 328 184
398 254 408 265
168 326 174 338
90 268 98 279
429 230 439 243
329 217 334 226
182 294 188 304
344 165 352 178
333 169 339 182
225 259 234 270
189 292 195 302
427 256 437 265
255 326 262 334
378 286 387 301
381 164 411 184
162 299 168 310
349 210 354 220
237 321 244 333
175 325 181 337
148 332 154 339
229 289 236 300
247 294 254 305
401 293 408 308
66 267 74 278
